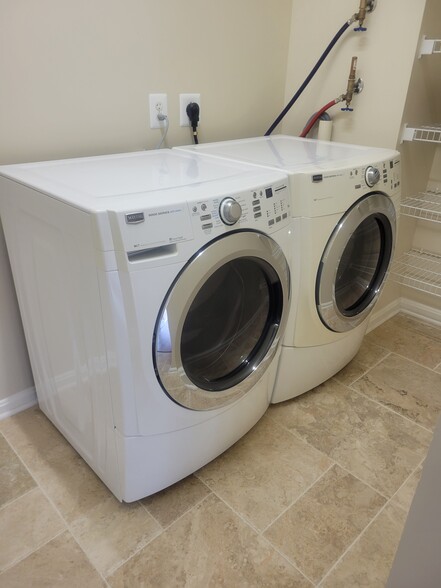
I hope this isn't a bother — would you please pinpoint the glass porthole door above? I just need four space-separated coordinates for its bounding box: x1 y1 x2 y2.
153 230 290 410
317 193 396 332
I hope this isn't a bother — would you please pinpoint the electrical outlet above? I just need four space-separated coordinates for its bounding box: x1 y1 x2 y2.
180 93 201 127
149 93 168 129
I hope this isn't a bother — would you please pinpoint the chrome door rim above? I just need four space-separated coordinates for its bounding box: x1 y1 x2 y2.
317 193 396 333
153 230 290 410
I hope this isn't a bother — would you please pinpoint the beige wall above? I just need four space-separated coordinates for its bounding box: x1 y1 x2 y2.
0 220 33 396
282 0 438 315
0 0 292 401
281 0 426 148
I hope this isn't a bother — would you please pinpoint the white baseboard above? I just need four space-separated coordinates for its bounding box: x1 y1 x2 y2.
0 386 37 421
400 298 441 327
368 297 441 332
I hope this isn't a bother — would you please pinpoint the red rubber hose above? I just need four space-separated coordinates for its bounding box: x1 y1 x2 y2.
299 99 338 138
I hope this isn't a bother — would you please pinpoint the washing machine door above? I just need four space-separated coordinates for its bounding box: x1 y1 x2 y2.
153 230 290 410
316 192 396 333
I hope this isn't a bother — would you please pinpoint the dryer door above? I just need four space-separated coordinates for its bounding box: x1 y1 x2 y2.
316 192 396 333
153 230 290 410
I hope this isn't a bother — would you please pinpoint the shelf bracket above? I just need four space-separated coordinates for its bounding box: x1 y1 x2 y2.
419 36 441 58
401 124 441 144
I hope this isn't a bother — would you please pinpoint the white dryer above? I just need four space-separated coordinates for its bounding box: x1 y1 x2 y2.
175 135 401 402
0 150 292 501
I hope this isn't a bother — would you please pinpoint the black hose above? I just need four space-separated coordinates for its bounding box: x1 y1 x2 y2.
264 19 352 136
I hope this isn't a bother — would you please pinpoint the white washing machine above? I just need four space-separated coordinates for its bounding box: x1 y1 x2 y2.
0 149 292 501
175 135 401 402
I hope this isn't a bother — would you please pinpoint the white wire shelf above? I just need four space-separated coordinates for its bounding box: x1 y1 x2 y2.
401 124 441 143
401 190 441 223
391 249 441 297
419 36 441 58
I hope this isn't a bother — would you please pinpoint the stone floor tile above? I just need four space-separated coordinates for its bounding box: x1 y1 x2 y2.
0 487 65 572
352 353 441 430
390 465 423 514
108 494 312 588
0 531 106 587
141 474 211 528
269 380 432 497
334 339 389 386
0 434 35 508
196 415 332 531
365 314 441 369
264 465 386 583
320 503 407 587
71 494 161 577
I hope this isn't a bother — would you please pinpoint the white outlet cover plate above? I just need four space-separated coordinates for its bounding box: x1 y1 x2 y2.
180 93 201 127
149 93 168 129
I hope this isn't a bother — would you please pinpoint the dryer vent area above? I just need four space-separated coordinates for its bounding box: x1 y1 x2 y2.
1 312 439 587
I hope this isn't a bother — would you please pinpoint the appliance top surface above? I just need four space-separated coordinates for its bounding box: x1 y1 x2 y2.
176 134 400 172
0 148 288 212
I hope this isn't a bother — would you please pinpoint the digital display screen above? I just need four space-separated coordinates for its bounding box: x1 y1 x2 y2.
265 188 273 199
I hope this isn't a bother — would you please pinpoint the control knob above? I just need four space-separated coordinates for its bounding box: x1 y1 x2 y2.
219 197 242 225
365 166 380 187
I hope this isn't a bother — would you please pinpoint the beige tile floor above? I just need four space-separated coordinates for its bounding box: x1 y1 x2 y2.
1 312 440 587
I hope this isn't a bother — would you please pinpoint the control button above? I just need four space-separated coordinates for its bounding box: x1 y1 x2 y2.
253 206 261 213
254 212 262 219
276 216 281 223
282 212 288 219
201 203 207 211
252 200 260 206
200 214 212 221
365 166 380 187
253 191 257 197
355 184 361 189
219 197 242 225
202 223 213 230
268 219 275 226
192 206 197 213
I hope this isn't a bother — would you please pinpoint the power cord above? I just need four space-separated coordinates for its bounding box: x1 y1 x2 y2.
155 112 169 149
186 102 200 144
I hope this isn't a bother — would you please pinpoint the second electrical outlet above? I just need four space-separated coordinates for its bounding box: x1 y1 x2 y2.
149 94 168 129
180 94 201 127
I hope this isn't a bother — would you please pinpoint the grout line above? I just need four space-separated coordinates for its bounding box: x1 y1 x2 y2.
347 384 434 436
208 491 317 586
333 462 390 502
0 435 111 587
316 498 393 587
259 532 318 586
0 485 38 513
259 463 335 535
0 528 67 576
390 350 441 374
107 492 214 578
334 350 392 388
139 484 213 532
267 389 428 503
387 458 424 513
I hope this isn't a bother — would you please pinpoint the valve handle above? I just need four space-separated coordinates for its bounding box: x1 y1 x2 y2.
354 26 367 32
341 107 354 112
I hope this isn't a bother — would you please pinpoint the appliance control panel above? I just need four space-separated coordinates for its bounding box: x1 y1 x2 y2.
117 180 291 254
190 181 291 235
310 156 401 194
347 157 401 193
